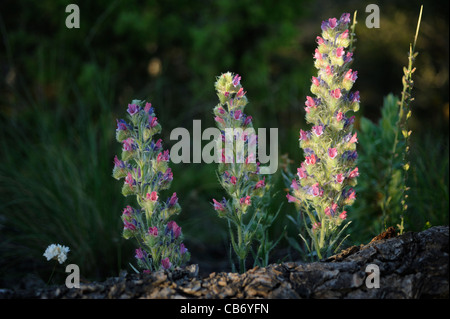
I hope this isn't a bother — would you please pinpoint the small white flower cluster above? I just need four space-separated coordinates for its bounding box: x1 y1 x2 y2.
43 244 70 264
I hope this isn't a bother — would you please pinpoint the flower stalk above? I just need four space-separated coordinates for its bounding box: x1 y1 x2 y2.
212 72 274 273
287 13 359 259
113 100 190 272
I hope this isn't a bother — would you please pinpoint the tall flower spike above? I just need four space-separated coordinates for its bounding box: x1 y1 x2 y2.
212 72 275 273
288 13 359 260
113 100 190 272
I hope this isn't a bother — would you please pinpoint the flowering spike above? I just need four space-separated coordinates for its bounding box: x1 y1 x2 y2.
287 13 359 259
113 100 190 272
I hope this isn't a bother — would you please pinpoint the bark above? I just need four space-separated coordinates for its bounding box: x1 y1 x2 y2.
1 226 448 299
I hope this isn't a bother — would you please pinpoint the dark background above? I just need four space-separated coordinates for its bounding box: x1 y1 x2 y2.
0 0 448 288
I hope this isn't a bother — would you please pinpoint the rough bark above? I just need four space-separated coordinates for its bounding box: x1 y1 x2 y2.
1 226 448 299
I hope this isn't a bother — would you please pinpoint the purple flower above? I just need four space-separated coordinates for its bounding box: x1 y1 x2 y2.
149 116 158 128
299 129 310 141
232 74 241 87
127 103 139 116
166 221 181 239
328 148 338 159
135 248 146 260
125 172 135 188
122 138 134 152
213 198 226 212
168 192 178 207
344 69 358 82
116 119 129 131
148 226 158 237
330 89 342 99
255 177 265 189
180 243 188 255
243 115 252 126
144 102 153 114
161 257 171 270
328 18 337 29
312 125 324 137
310 183 323 197
157 150 170 163
151 138 162 151
340 13 351 24
297 167 307 179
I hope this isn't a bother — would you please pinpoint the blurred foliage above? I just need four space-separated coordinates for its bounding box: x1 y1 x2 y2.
0 0 448 287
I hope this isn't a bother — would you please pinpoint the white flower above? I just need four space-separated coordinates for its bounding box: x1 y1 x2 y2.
43 244 70 264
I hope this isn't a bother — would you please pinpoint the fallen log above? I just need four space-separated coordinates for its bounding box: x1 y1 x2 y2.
1 226 448 299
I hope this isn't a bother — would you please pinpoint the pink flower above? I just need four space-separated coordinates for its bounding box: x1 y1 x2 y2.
215 116 225 125
122 206 133 216
316 36 324 45
312 222 321 231
217 107 225 115
125 172 134 187
122 138 134 152
305 154 317 165
336 111 343 122
232 74 241 87
297 167 307 179
213 198 226 212
305 96 317 108
299 129 309 141
146 191 159 202
230 176 237 185
240 196 251 206
335 47 345 58
291 179 299 190
311 183 322 197
236 88 246 98
157 150 170 163
341 29 349 39
339 211 347 220
144 102 152 113
344 69 358 82
348 167 359 178
330 89 342 99
349 132 358 144
243 115 252 126
149 116 158 128
286 194 299 203
346 188 356 200
314 49 322 60
168 192 178 207
123 220 136 231
148 226 158 237
336 173 344 184
312 76 320 87
167 220 181 239
233 110 243 120
328 18 337 29
326 65 333 76
312 125 323 137
127 103 139 116
161 257 171 270
135 248 145 260
245 153 256 164
255 177 265 189
328 148 338 159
